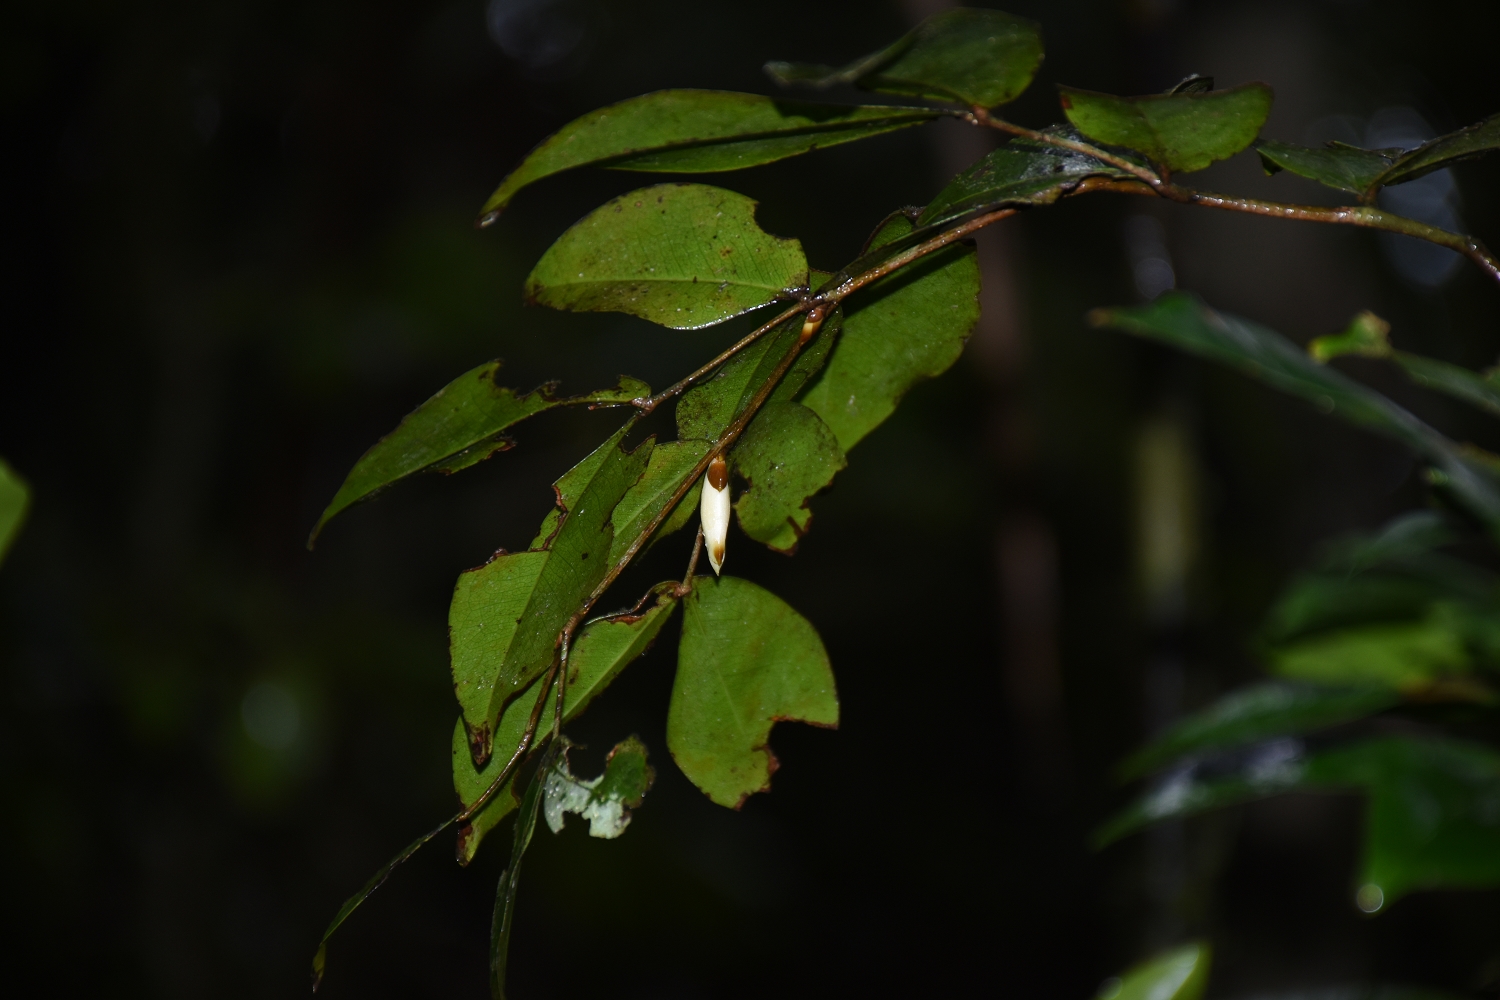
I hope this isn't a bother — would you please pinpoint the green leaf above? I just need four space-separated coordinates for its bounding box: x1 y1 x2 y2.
1091 293 1500 540
476 90 943 222
1102 943 1211 1000
1397 356 1500 418
1254 139 1399 196
766 8 1044 110
0 458 30 567
1121 683 1398 778
801 215 980 452
1376 112 1500 188
455 587 679 863
543 735 654 838
674 309 819 442
525 183 807 331
312 815 456 991
1311 310 1500 418
608 440 713 564
1270 613 1470 690
449 424 652 764
490 744 552 1000
732 401 846 552
1059 82 1273 174
309 361 647 545
1308 309 1392 362
1315 736 1500 908
669 575 838 808
1101 734 1500 908
918 130 1141 228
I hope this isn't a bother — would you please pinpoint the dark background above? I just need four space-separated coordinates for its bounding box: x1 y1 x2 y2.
5 0 1500 996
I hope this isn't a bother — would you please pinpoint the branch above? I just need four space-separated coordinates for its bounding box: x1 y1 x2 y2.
969 106 1164 188
1070 178 1500 287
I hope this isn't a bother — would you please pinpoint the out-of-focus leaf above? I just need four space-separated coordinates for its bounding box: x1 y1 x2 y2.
1263 574 1455 645
0 458 30 566
1398 357 1500 418
1091 293 1500 539
543 735 654 838
1121 683 1398 778
1060 83 1273 173
918 130 1141 228
608 440 712 564
476 90 942 222
1311 310 1500 418
490 745 552 1000
1375 113 1500 188
455 588 678 863
1254 139 1399 196
801 215 980 451
1271 614 1470 690
450 425 651 764
731 401 845 552
1102 943 1211 1000
766 8 1044 110
309 363 647 545
525 184 806 330
1308 310 1394 362
669 575 838 808
1101 734 1500 907
1315 736 1500 909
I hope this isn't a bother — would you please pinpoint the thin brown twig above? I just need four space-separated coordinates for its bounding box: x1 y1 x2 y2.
1069 177 1500 287
633 302 805 415
679 527 705 595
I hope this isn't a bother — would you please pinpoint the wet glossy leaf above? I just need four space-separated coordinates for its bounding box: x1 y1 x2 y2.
1091 293 1500 539
1254 139 1398 196
766 8 1044 109
669 575 838 807
1121 683 1398 778
455 588 679 863
732 401 845 552
309 362 647 545
801 215 980 451
1101 734 1500 906
1103 943 1211 1000
543 735 654 838
525 184 806 330
1271 615 1470 690
476 90 942 221
918 129 1141 228
0 458 29 566
1376 112 1500 188
609 440 712 564
449 425 652 764
490 745 552 1000
1060 83 1273 173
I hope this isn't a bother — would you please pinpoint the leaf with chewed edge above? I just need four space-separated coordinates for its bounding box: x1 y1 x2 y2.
543 735 655 838
732 401 845 552
669 575 837 808
801 214 980 452
525 184 807 331
453 587 678 863
310 362 646 545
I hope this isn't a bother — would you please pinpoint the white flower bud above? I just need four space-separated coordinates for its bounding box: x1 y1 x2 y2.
700 455 730 576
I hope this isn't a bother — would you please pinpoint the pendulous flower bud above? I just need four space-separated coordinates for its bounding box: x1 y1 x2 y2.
701 455 730 575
